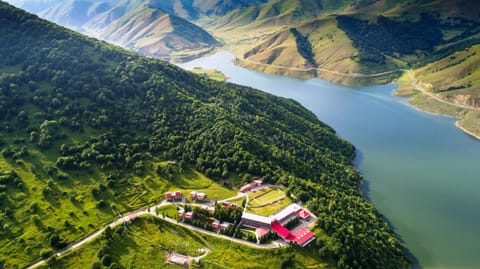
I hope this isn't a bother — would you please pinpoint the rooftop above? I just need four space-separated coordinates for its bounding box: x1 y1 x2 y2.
297 208 310 219
288 227 315 246
256 227 270 238
242 212 272 225
271 220 291 239
272 203 302 222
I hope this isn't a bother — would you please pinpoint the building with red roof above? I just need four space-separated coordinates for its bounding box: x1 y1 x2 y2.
189 191 197 199
241 203 316 247
177 210 185 219
220 222 231 231
212 220 220 230
240 182 258 193
174 191 182 200
288 228 315 247
254 178 263 185
166 192 173 201
271 221 292 240
296 208 311 220
255 227 270 240
197 192 206 201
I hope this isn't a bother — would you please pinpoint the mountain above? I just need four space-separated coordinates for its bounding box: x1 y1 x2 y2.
4 0 62 12
8 1 480 119
38 0 111 30
196 0 480 137
206 0 480 81
146 0 269 20
31 0 220 60
0 2 409 268
86 4 220 60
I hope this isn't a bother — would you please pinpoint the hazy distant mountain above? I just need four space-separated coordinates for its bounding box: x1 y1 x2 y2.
12 0 220 60
93 5 220 59
4 0 62 12
38 0 112 31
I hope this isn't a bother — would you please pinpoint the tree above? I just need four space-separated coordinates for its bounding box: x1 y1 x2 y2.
97 245 111 259
102 254 112 266
91 261 101 269
49 233 67 249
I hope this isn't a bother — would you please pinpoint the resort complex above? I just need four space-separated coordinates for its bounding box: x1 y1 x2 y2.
170 179 316 248
242 203 315 247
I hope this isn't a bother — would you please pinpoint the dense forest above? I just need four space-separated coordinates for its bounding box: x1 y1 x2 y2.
337 13 480 66
0 3 409 269
290 28 317 67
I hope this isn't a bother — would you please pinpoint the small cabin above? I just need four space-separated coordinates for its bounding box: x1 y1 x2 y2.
197 192 206 201
220 222 231 231
185 212 193 220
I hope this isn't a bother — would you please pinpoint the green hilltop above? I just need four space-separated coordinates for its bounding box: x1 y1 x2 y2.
0 2 409 269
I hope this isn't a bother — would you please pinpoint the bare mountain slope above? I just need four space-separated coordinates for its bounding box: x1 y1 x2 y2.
34 0 220 60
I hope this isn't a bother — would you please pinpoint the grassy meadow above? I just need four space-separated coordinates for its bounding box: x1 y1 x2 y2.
44 216 333 269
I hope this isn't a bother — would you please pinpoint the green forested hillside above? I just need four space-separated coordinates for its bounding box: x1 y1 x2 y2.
0 3 409 269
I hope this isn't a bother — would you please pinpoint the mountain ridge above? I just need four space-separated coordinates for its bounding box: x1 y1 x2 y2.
36 0 221 60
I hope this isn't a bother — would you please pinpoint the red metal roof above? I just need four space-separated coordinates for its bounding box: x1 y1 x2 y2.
290 227 315 246
271 221 291 239
240 182 258 192
296 208 310 219
255 228 270 238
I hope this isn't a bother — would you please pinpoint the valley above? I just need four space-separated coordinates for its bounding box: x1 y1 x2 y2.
0 3 409 269
1 1 480 268
9 0 479 137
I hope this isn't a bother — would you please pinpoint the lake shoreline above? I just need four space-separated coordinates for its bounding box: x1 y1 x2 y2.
179 51 480 268
215 51 480 141
455 121 480 140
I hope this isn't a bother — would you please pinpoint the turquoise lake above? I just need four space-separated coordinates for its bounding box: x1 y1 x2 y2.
180 51 480 269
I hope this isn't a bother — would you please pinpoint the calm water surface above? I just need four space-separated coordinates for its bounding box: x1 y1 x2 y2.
180 51 480 269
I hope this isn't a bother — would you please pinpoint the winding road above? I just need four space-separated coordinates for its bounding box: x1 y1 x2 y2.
238 57 404 78
26 199 285 269
408 71 480 112
240 58 480 112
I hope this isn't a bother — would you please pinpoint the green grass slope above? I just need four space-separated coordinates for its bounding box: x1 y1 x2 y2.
396 44 480 137
0 3 409 269
45 216 331 269
205 0 479 84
